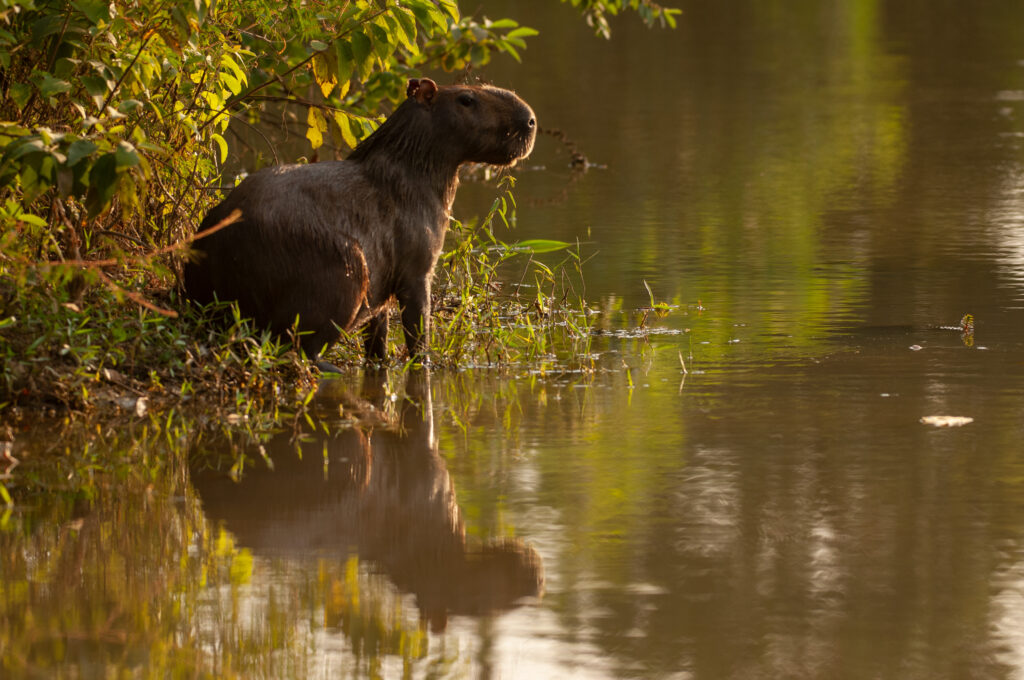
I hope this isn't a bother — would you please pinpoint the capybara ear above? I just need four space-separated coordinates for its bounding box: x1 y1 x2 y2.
407 77 438 103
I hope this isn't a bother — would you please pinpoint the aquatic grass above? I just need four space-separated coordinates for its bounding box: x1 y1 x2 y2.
0 272 321 418
428 179 596 371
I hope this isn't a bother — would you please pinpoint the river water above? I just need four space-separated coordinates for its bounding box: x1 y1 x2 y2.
6 1 1024 678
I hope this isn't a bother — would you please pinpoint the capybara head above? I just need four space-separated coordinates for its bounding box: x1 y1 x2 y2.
411 78 536 165
350 78 536 169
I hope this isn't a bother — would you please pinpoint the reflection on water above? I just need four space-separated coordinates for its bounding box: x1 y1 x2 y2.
8 0 1024 677
191 371 543 634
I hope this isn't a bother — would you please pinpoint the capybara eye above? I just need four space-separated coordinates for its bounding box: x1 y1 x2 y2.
457 93 475 107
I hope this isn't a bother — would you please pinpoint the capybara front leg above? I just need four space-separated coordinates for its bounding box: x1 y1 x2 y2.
400 286 430 361
364 313 388 361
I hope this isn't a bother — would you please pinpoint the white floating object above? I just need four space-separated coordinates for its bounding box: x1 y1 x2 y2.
920 415 974 427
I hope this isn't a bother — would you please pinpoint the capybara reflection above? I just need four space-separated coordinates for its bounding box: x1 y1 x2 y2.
191 371 543 630
182 78 536 367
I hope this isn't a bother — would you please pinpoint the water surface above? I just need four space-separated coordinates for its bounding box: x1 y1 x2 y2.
6 1 1024 678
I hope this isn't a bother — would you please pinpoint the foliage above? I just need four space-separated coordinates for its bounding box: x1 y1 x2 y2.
428 178 593 368
0 0 529 293
0 0 675 411
561 0 681 38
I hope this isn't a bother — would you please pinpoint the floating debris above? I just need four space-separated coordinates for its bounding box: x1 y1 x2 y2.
115 395 148 417
935 313 975 347
920 415 974 427
592 327 683 339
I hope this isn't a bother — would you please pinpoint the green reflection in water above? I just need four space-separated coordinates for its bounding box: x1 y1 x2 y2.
466 0 912 368
0 405 474 679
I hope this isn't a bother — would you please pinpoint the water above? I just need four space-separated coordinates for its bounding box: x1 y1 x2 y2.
7 0 1024 677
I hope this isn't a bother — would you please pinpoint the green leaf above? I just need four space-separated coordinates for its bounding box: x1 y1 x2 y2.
334 40 354 85
437 0 460 23
511 239 572 254
115 142 140 168
13 212 47 228
350 30 373 79
392 7 419 53
72 0 112 25
85 152 118 217
2 136 46 163
66 139 97 167
8 82 33 110
80 75 109 109
506 26 540 40
221 53 247 89
470 44 487 65
219 70 242 96
500 41 522 62
408 0 447 32
30 72 72 99
368 23 395 61
117 99 144 114
30 14 65 42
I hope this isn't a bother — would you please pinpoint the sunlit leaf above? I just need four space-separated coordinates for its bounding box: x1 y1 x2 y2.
334 112 358 149
312 51 337 97
486 18 519 29
506 26 540 41
211 132 228 163
392 7 419 53
512 239 572 253
306 107 327 149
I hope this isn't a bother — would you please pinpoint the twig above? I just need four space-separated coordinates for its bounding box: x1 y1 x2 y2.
47 209 241 267
94 268 178 317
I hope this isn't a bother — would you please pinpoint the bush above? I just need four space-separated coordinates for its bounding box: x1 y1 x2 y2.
0 0 676 409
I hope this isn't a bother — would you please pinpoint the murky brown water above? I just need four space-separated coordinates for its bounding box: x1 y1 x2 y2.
7 1 1024 677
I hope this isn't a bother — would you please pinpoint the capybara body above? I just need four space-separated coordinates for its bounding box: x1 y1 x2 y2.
182 78 536 364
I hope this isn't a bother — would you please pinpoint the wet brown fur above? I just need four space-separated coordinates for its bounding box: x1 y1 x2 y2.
182 78 536 365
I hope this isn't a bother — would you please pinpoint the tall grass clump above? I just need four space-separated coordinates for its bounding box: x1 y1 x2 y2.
428 178 593 369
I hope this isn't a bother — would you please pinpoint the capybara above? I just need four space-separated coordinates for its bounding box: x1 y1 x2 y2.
182 78 536 368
